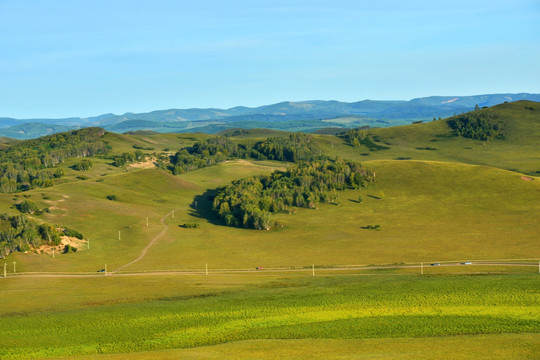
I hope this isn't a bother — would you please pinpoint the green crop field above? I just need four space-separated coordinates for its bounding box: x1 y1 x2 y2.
0 101 539 359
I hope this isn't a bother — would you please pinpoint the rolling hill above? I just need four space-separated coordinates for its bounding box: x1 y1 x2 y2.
0 100 538 359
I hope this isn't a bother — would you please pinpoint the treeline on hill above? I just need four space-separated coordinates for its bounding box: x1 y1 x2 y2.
339 128 390 151
0 214 83 258
448 112 504 141
167 133 320 174
112 150 147 167
0 127 109 193
212 159 375 230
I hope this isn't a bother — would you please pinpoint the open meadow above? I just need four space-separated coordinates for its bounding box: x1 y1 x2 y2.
1 102 539 359
1 274 539 359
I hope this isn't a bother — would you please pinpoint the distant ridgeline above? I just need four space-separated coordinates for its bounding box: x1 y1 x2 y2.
166 133 320 174
0 213 83 258
0 127 108 193
212 159 375 230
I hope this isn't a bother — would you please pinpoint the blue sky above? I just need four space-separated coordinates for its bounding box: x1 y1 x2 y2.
1 0 539 118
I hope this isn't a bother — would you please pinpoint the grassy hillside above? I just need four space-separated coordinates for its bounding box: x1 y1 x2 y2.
0 101 538 359
317 101 540 174
3 159 538 274
0 136 19 149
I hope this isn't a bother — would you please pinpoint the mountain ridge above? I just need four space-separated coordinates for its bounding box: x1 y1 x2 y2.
1 93 539 139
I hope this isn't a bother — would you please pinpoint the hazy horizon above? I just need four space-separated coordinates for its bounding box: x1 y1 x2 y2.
1 0 539 119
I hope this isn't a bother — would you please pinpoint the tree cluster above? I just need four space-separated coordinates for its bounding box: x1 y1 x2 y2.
340 129 390 151
0 214 79 258
112 150 146 167
251 133 320 161
169 136 245 174
0 127 109 193
448 113 504 141
169 133 323 175
212 159 375 230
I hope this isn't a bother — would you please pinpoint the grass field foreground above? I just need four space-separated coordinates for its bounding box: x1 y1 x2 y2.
48 335 540 360
0 274 538 359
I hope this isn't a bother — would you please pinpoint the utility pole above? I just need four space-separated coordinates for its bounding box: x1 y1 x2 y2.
3 263 6 278
52 248 55 258
421 262 423 275
105 264 107 276
13 262 16 273
312 264 315 277
205 263 208 276
172 210 174 219
146 217 149 227
87 239 90 250
118 231 121 241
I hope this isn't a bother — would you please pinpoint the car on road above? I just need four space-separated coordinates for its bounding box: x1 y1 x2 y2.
97 269 106 273
430 263 440 266
461 261 472 265
256 266 264 270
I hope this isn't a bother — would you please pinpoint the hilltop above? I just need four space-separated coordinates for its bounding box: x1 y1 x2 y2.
318 100 540 175
1 93 539 139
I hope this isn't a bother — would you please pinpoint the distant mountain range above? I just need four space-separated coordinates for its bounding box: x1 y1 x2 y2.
1 93 539 139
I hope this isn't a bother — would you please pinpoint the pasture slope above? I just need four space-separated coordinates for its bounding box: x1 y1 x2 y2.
0 101 539 359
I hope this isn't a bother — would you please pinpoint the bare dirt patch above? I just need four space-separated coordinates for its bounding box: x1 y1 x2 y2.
129 160 156 169
36 236 88 255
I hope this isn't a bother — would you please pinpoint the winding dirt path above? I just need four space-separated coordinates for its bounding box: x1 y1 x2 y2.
113 209 179 273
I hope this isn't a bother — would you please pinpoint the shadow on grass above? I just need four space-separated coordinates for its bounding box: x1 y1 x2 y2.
188 188 226 227
367 195 382 200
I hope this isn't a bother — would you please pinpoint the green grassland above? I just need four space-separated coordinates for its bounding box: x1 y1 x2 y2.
3 159 538 273
0 101 539 359
1 274 538 359
315 101 540 175
49 335 540 360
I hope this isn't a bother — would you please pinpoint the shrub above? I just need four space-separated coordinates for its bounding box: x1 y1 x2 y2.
63 227 84 239
362 225 381 230
63 244 77 253
180 223 200 229
18 243 31 252
17 199 39 214
38 224 61 245
73 159 93 171
133 145 154 150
